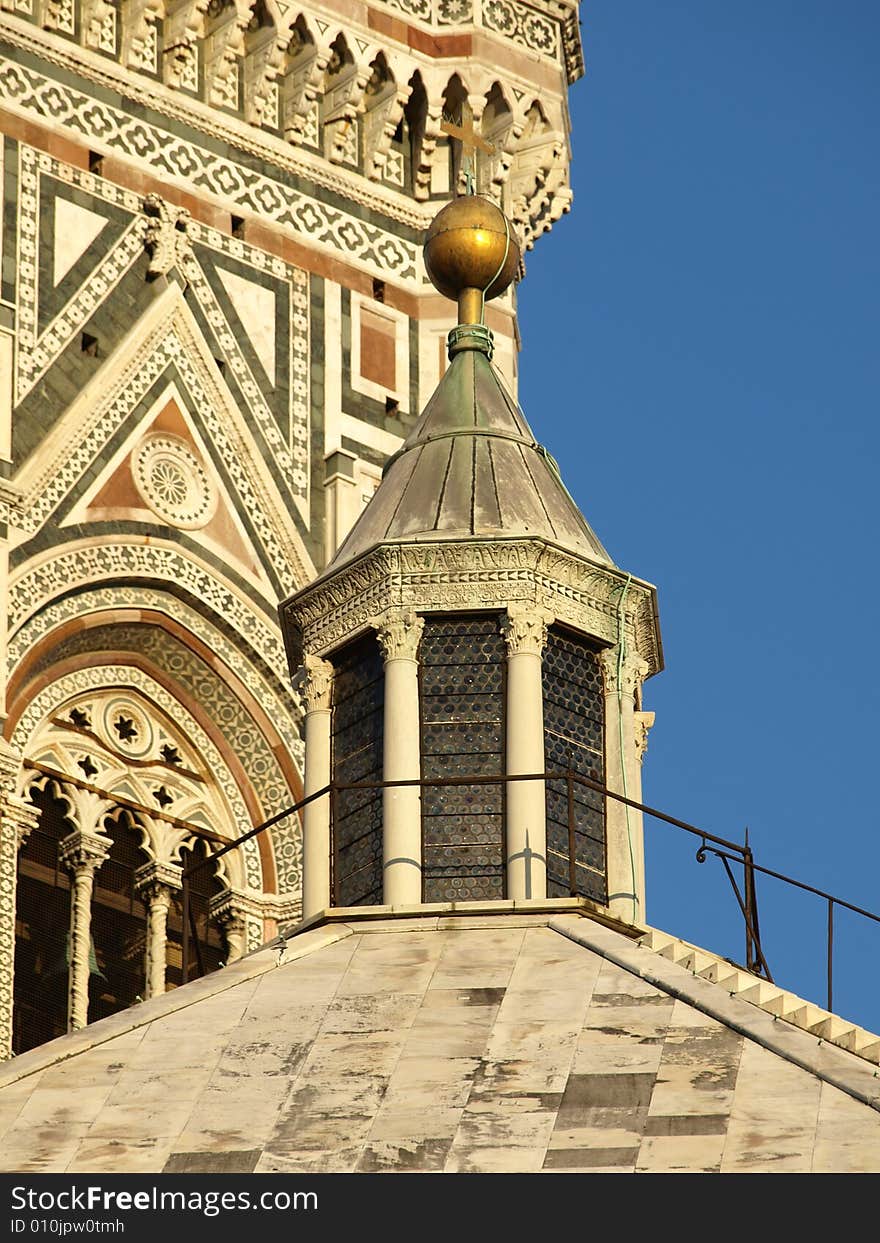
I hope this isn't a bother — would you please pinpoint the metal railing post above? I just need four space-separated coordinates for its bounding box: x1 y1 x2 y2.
181 870 189 985
827 898 834 1013
567 754 576 897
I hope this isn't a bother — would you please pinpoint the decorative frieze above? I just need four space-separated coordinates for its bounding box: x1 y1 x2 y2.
285 539 661 679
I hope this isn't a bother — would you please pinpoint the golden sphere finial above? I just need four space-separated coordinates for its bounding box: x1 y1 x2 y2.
423 195 521 325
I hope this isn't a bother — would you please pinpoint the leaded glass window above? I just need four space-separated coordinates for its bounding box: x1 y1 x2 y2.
419 614 505 901
331 632 384 906
542 626 606 902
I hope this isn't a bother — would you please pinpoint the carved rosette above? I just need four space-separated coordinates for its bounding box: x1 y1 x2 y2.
501 605 550 656
375 610 424 662
300 654 334 712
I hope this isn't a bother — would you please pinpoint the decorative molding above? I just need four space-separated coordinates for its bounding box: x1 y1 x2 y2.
5 583 304 770
634 710 655 764
375 609 424 662
0 57 419 280
299 653 333 711
284 539 662 679
500 603 548 656
0 18 576 245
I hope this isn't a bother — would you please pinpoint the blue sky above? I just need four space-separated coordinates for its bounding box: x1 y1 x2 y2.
516 2 880 1031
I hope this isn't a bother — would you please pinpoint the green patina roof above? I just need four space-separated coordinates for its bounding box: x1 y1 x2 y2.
329 330 612 570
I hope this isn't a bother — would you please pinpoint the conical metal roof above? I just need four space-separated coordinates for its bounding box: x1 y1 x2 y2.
329 327 612 569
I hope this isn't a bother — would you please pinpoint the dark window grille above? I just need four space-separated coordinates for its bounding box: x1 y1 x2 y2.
13 783 74 1055
167 838 227 986
542 626 607 902
331 632 384 906
419 614 506 901
88 809 149 1024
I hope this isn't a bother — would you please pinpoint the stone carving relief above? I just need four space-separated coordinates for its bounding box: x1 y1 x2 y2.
375 609 424 662
299 653 334 712
500 604 549 656
131 433 219 529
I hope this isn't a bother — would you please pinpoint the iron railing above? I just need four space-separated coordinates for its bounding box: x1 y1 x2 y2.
180 768 880 1014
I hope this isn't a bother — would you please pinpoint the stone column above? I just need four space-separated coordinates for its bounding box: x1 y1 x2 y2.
210 887 266 963
300 654 334 919
0 745 39 1059
600 648 650 926
134 860 181 999
376 610 424 905
60 827 111 1031
501 606 549 901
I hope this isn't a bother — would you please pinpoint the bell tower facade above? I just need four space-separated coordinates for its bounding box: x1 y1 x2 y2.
0 0 589 1053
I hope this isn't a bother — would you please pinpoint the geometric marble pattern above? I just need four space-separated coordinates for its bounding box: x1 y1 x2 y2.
2 913 879 1174
0 60 418 283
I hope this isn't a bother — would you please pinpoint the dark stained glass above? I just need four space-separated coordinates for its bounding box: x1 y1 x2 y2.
419 614 505 901
542 626 607 903
331 632 384 906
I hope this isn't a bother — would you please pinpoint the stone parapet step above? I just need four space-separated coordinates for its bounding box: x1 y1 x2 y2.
640 927 880 1066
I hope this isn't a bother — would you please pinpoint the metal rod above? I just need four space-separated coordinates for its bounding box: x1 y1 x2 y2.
567 757 576 896
181 871 189 986
717 852 773 981
827 898 834 1013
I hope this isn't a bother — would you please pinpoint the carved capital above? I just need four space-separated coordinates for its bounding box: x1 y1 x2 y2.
134 859 182 901
59 829 111 876
634 711 655 764
501 605 549 656
375 610 424 662
599 648 650 698
300 653 334 712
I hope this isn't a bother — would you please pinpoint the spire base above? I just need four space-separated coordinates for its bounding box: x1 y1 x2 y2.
448 323 494 360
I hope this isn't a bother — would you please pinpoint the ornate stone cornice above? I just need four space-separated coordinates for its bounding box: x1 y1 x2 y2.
501 604 549 656
282 538 662 678
375 609 424 662
300 654 334 711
